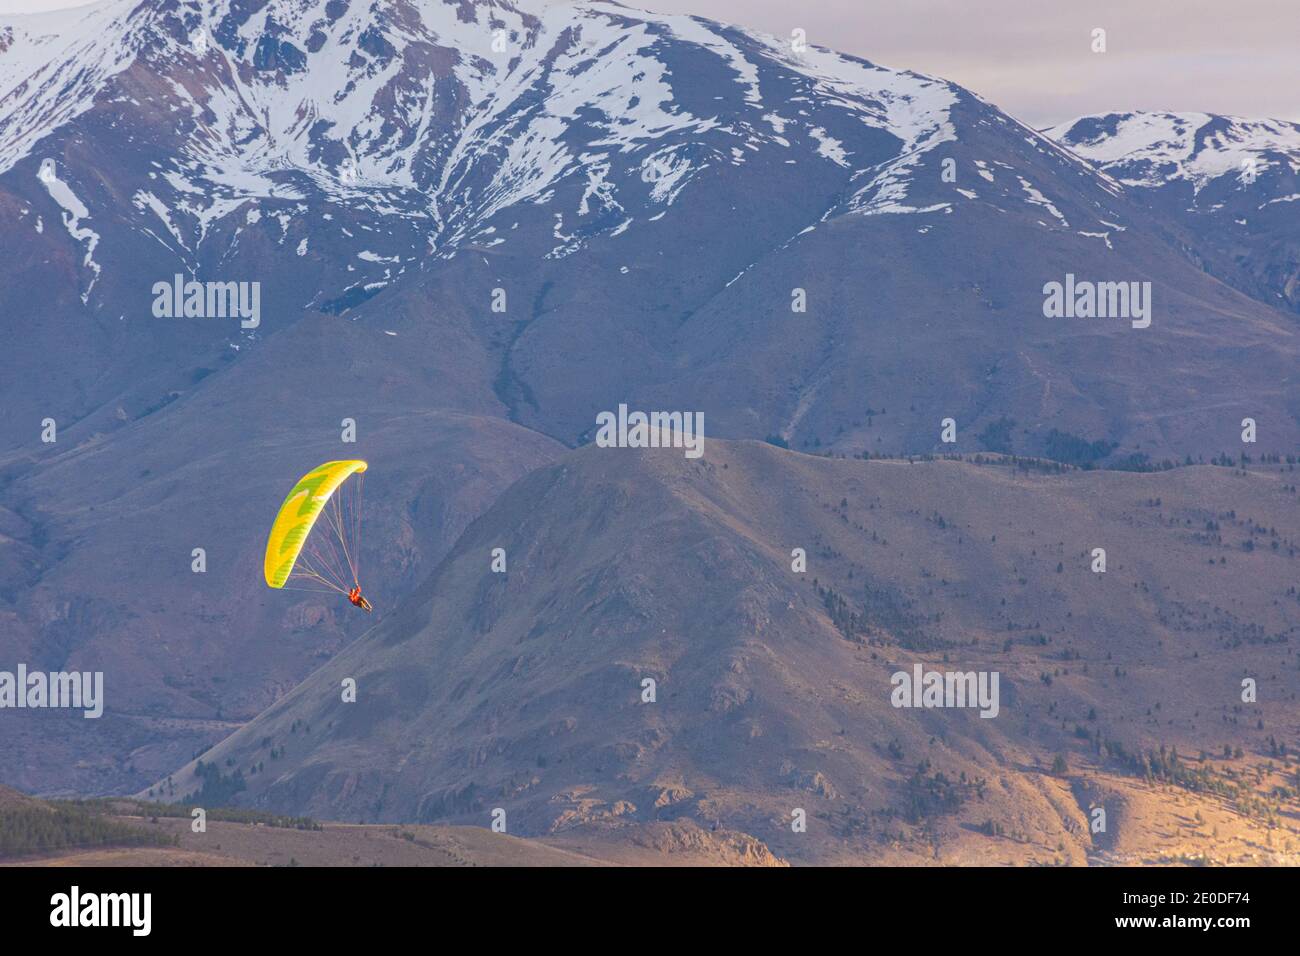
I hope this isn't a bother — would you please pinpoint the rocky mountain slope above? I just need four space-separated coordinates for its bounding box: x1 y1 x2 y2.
153 440 1300 863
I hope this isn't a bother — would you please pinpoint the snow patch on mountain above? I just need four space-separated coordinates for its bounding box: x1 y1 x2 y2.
37 158 100 300
1016 175 1069 227
132 188 186 250
808 126 848 166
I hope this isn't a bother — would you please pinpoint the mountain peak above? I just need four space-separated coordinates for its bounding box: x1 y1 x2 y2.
1045 110 1300 190
0 0 967 259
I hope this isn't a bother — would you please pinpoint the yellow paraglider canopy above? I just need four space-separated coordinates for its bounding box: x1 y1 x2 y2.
264 460 368 593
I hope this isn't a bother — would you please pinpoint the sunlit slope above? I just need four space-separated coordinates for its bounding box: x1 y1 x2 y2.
156 440 1300 863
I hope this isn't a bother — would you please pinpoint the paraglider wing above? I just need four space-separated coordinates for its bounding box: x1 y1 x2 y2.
264 460 368 590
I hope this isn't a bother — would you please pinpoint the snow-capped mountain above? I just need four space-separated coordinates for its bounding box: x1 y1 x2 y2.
0 0 1177 310
2 1 1298 799
3 0 1229 455
0 0 971 268
1045 111 1300 194
1046 111 1300 313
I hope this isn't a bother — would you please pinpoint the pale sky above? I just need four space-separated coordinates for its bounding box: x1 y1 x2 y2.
639 0 1300 125
3 0 1296 126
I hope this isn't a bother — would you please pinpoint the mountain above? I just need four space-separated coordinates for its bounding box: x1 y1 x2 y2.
1045 111 1300 316
2 1 1296 461
151 440 1300 864
1 1 1298 803
0 409 563 797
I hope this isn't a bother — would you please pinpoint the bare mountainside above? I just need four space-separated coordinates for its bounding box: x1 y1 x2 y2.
154 440 1300 864
0 410 564 796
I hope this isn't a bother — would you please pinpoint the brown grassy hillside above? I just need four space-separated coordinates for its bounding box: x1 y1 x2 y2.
150 440 1300 864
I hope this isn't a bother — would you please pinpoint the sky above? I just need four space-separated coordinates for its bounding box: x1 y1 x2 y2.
638 0 1300 126
2 0 1296 126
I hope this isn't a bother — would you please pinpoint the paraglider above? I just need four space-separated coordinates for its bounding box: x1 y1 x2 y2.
347 586 372 613
264 459 372 612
